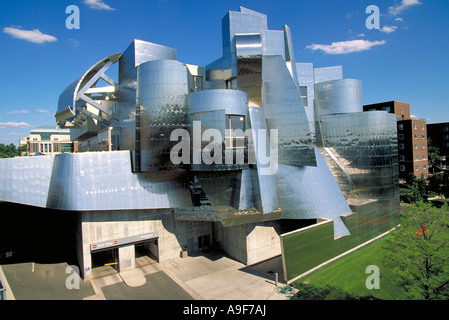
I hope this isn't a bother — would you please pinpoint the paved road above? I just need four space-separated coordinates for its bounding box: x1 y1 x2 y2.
0 251 295 300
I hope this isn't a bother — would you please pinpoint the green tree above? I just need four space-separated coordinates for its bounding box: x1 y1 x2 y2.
0 143 19 158
404 173 428 203
427 138 440 174
384 202 449 300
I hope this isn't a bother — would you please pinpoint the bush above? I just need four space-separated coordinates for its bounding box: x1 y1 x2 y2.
291 282 379 300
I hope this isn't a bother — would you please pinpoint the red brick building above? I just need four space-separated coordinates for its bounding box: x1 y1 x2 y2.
364 101 428 179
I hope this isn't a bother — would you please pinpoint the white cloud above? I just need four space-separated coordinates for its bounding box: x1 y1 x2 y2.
3 27 57 44
389 0 422 16
380 25 398 33
36 109 51 115
357 33 366 38
0 122 32 128
395 17 404 22
6 109 29 115
84 0 115 11
306 39 386 55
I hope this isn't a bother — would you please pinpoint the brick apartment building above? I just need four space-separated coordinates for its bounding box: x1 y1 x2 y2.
364 101 429 179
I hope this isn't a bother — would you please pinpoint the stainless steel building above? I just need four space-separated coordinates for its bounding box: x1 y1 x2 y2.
0 7 400 282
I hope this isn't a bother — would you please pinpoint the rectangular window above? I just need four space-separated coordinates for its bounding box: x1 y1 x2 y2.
299 86 308 106
423 143 426 149
414 124 417 130
415 143 418 149
399 155 405 161
415 155 419 161
423 154 426 160
422 134 425 139
382 106 391 112
421 124 425 130
400 165 405 172
444 127 449 132
399 134 404 140
399 143 405 150
398 124 404 131
414 133 418 139
226 115 246 149
416 165 419 171
424 164 427 170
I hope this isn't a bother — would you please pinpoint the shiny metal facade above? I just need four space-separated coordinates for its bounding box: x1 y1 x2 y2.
0 7 401 243
315 79 363 115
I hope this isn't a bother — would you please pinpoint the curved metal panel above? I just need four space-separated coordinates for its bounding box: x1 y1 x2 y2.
262 55 316 167
315 79 363 115
275 149 352 237
187 89 249 171
137 60 189 172
56 52 121 128
320 111 399 200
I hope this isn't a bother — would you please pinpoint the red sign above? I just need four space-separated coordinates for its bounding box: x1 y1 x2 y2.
114 241 118 245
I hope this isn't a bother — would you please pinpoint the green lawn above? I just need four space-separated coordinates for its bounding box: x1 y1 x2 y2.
291 235 408 300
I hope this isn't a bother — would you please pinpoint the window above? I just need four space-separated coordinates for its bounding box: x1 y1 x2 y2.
444 135 449 140
414 133 418 139
421 124 425 130
444 127 449 132
424 164 427 170
400 165 405 172
399 134 404 140
399 143 405 150
193 76 203 92
416 165 419 171
299 86 308 106
400 155 405 161
382 106 391 112
422 134 425 139
415 155 419 161
414 124 418 130
415 143 418 149
423 143 426 149
423 154 426 160
225 115 246 149
398 124 404 131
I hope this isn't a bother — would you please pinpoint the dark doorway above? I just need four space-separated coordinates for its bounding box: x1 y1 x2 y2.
135 240 159 267
198 234 210 251
91 248 118 279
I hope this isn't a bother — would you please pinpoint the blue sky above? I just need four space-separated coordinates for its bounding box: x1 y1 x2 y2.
0 0 448 144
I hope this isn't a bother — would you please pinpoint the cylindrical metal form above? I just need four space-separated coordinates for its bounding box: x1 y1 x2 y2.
138 60 189 171
315 79 363 115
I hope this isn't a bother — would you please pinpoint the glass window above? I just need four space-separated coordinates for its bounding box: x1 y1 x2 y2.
399 134 404 140
415 143 418 149
424 164 427 170
299 86 308 106
415 155 419 161
423 143 426 149
422 134 425 139
444 127 449 132
416 165 419 171
423 154 426 160
421 124 425 130
399 144 405 150
226 115 246 149
398 124 404 130
400 155 405 161
414 133 418 139
400 165 405 172
414 124 417 130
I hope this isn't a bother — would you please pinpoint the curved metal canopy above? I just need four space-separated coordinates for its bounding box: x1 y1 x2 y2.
55 52 121 128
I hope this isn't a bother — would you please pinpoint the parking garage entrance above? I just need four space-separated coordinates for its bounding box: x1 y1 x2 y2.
90 232 159 279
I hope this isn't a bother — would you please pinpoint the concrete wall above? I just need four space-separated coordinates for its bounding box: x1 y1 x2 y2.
216 221 281 265
78 209 212 280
